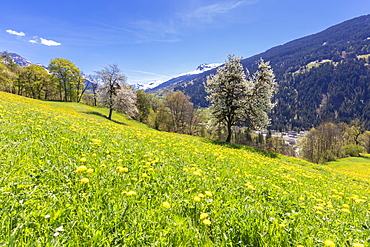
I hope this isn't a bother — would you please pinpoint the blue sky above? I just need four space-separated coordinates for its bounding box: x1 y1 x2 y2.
1 0 370 85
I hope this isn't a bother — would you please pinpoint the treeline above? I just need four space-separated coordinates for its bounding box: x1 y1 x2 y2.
0 52 91 102
136 89 295 156
0 52 138 120
300 120 370 163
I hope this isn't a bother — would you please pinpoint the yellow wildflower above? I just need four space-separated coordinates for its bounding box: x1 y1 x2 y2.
205 191 213 197
324 240 335 247
80 177 89 184
194 196 201 202
126 190 137 196
341 208 350 213
162 202 171 209
80 157 87 162
86 168 94 173
202 219 211 226
200 213 209 219
117 167 129 173
355 199 366 203
75 165 88 173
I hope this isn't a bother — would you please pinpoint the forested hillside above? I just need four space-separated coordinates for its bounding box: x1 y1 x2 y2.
154 14 370 130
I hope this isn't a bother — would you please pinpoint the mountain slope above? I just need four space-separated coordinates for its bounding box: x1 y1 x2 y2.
151 14 370 130
142 63 222 91
0 91 369 246
7 52 48 69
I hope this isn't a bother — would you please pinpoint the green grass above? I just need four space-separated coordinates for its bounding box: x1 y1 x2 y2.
324 155 370 181
0 91 369 246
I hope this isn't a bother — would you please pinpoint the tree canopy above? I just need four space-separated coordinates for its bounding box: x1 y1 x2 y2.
205 55 277 142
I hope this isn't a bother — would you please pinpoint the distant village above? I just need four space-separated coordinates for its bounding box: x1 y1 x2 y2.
254 130 308 146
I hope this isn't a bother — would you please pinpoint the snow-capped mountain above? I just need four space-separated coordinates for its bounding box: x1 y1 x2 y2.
9 53 33 67
6 52 48 69
137 63 222 91
136 80 164 91
177 63 223 77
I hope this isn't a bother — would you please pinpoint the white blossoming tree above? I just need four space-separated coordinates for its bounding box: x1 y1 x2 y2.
205 55 277 143
96 64 138 120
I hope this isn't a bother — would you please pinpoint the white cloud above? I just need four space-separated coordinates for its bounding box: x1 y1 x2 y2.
6 29 25 36
29 39 38 44
40 38 61 46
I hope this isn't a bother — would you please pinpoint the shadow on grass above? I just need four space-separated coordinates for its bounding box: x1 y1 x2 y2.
359 155 370 160
83 111 127 126
204 139 278 158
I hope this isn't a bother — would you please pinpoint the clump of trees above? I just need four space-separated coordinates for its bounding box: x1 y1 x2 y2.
205 55 277 142
136 90 202 135
0 52 137 120
300 120 370 163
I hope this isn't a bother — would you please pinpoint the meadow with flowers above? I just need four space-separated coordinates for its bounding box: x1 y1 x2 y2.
0 91 369 247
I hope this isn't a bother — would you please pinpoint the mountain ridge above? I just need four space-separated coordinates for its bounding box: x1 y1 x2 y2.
151 14 370 130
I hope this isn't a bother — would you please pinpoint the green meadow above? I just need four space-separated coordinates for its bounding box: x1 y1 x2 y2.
324 155 370 182
0 91 369 246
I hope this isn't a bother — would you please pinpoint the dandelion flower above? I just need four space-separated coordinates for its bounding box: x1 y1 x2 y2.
324 240 335 247
80 157 87 162
80 177 89 183
162 202 171 208
194 196 201 202
355 199 366 203
126 190 137 196
198 193 205 198
118 167 129 173
142 173 148 178
205 191 213 197
200 213 209 219
92 153 97 157
202 219 211 226
86 168 94 173
342 204 350 209
75 165 87 173
297 245 304 247
341 208 350 213
192 171 201 176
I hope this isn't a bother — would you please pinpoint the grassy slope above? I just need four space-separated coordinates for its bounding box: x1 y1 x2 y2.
0 91 369 247
324 155 370 182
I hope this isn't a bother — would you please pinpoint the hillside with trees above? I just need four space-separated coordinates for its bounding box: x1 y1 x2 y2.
152 14 370 130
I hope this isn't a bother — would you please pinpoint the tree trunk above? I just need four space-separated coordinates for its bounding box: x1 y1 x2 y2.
226 122 232 143
108 108 113 120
